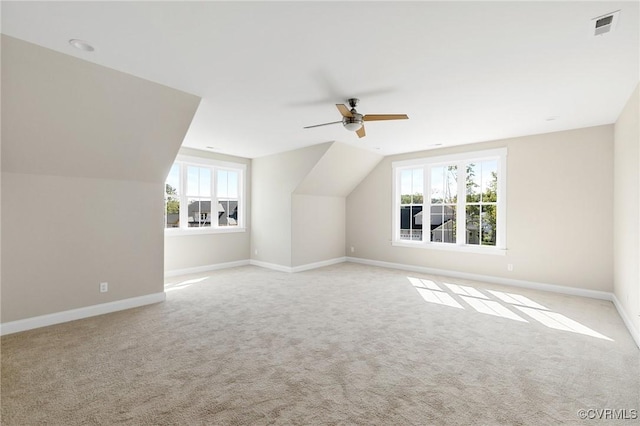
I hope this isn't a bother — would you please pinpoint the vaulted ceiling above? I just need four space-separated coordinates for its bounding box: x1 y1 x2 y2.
2 1 638 158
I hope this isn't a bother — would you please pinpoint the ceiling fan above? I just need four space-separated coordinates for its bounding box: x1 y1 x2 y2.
303 98 408 138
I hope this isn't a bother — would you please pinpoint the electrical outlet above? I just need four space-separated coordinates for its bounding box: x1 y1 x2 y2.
350 246 355 253
507 264 514 272
254 249 258 255
100 282 108 293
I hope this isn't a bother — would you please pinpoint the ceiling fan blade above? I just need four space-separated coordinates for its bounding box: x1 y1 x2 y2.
303 120 342 129
336 104 353 118
356 126 366 138
363 114 409 121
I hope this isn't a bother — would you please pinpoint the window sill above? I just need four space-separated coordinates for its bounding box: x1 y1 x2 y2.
164 227 247 237
392 240 506 255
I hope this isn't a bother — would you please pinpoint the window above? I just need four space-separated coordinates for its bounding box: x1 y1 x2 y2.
165 156 246 233
392 148 506 253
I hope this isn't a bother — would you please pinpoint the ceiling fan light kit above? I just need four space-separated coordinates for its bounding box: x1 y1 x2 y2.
343 117 363 131
304 98 408 139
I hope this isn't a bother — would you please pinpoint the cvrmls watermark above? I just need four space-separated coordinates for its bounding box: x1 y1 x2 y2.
577 409 638 420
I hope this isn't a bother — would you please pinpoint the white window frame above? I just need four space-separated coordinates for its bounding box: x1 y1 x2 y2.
164 155 247 236
392 148 507 255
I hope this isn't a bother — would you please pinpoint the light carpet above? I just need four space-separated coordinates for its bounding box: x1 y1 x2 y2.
1 263 638 425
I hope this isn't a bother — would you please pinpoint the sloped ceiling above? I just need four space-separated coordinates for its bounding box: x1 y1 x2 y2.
1 36 200 183
294 142 382 197
1 1 638 158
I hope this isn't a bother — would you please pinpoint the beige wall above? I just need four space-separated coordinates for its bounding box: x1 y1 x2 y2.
2 173 165 320
164 148 252 273
251 143 332 267
613 83 640 340
1 36 200 323
291 194 345 267
252 142 381 269
347 125 614 291
290 143 381 268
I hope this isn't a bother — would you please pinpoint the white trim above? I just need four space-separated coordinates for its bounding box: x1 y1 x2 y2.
249 259 293 273
391 241 507 255
612 294 640 349
392 147 507 252
166 157 246 232
291 257 347 273
0 292 166 336
164 227 247 237
249 257 347 273
176 154 247 170
346 257 612 300
164 259 250 277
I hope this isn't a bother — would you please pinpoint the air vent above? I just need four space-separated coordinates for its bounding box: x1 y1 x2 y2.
591 10 620 36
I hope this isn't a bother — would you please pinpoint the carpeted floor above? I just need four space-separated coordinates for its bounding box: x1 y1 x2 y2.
1 263 638 425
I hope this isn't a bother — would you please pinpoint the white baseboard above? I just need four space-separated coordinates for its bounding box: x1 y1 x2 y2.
0 292 166 336
291 257 347 273
346 257 613 300
249 257 347 273
164 259 250 277
249 259 294 273
612 294 640 349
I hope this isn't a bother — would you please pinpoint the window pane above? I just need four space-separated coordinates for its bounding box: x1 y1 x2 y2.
187 167 199 195
227 171 239 199
166 164 180 195
400 206 422 240
165 199 180 228
466 205 480 245
217 170 228 198
444 166 457 203
430 205 456 243
199 168 211 197
466 163 481 203
481 205 497 246
481 160 498 202
187 166 211 197
165 164 180 228
400 170 411 204
217 200 238 227
432 165 457 204
217 170 240 200
412 169 423 204
401 169 422 204
187 199 211 227
400 206 411 240
411 206 423 241
431 166 443 203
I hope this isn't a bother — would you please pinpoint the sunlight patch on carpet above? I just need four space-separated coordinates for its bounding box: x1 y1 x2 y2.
407 276 614 341
164 276 210 292
486 290 548 310
415 287 464 309
514 306 613 341
459 295 528 322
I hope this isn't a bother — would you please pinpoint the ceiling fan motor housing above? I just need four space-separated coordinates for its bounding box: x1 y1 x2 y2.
343 114 363 131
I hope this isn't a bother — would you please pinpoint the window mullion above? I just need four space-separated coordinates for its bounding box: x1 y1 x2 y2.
423 165 429 244
212 166 218 229
456 161 466 245
394 168 401 241
179 163 188 229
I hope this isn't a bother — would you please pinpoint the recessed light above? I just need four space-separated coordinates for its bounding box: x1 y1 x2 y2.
69 39 95 52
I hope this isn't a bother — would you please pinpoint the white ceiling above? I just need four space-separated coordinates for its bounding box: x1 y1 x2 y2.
2 1 638 159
